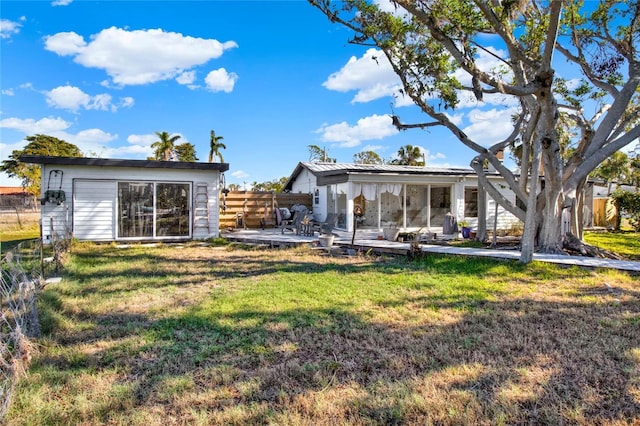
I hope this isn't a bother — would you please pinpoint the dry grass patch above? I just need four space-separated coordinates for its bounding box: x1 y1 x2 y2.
5 242 640 425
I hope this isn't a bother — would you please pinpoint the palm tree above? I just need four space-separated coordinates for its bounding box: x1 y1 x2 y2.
151 131 181 161
208 130 226 163
391 144 425 166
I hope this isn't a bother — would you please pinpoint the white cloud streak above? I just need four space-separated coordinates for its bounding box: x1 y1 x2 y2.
323 48 406 105
45 85 134 112
44 27 238 86
0 18 23 39
315 114 398 148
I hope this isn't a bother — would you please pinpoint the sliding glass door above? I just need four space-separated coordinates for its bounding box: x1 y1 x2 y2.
118 181 191 239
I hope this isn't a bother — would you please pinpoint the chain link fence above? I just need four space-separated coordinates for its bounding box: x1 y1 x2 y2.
0 235 69 420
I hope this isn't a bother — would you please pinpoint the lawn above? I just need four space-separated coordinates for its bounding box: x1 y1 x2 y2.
584 231 640 261
1 223 40 253
6 242 640 425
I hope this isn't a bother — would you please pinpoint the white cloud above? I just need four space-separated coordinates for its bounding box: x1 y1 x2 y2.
176 70 196 85
323 48 405 105
44 31 86 55
361 144 385 152
316 114 398 148
2 88 15 96
52 0 73 6
88 93 112 111
120 97 135 108
425 149 446 161
0 116 120 161
127 134 156 146
73 128 116 145
205 68 238 93
445 112 465 126
0 18 23 39
231 170 249 179
45 27 238 86
45 85 134 112
373 0 403 14
45 85 90 111
461 107 518 146
0 116 71 134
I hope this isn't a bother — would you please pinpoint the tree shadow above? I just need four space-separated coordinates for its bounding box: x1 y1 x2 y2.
16 245 640 424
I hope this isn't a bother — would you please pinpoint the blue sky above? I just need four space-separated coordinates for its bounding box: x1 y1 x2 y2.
1 0 518 188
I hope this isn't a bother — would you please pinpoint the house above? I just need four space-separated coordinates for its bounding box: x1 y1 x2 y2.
284 162 522 234
20 155 228 243
0 186 35 209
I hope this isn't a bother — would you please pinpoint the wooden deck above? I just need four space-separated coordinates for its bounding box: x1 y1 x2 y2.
220 228 640 273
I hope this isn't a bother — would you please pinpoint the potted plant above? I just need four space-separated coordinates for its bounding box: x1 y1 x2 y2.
459 220 472 238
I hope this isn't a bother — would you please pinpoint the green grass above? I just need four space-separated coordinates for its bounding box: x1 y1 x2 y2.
5 242 640 425
584 230 640 260
1 223 40 252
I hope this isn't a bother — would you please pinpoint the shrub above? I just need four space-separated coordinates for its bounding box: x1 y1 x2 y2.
611 189 640 231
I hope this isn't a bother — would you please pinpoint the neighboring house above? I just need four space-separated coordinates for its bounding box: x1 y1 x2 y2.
284 162 522 234
20 155 228 242
0 186 35 209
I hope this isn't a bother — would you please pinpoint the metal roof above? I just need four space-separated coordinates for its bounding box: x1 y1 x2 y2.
301 162 474 175
284 161 478 191
19 155 229 172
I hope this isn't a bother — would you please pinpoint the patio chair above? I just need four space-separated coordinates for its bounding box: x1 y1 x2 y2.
311 212 338 235
281 204 310 234
260 202 276 229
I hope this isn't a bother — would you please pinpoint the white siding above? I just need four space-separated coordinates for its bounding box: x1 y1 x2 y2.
290 169 316 194
486 182 521 230
74 180 115 241
40 164 222 242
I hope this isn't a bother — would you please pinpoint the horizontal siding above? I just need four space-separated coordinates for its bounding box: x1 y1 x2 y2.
73 180 115 241
39 165 222 241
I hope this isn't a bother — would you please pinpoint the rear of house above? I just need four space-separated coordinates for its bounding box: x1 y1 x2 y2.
284 162 522 234
21 156 228 243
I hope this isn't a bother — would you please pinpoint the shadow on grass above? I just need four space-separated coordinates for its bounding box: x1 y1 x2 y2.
26 296 640 424
12 245 640 425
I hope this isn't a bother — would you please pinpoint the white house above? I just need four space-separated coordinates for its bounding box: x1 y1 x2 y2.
21 155 228 243
284 162 522 234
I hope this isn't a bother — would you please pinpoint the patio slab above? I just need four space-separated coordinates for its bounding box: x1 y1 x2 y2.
221 228 640 273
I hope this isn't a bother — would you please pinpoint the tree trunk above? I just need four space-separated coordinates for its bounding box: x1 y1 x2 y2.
476 180 487 242
520 137 542 263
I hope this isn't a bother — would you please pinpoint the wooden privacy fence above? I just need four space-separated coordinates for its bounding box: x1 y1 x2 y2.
219 191 312 229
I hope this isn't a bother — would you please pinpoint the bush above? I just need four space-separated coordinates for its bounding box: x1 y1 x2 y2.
611 189 640 231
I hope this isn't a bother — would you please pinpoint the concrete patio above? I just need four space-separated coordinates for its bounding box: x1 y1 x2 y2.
220 227 640 273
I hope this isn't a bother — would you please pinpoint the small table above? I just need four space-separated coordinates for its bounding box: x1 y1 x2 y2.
297 221 314 236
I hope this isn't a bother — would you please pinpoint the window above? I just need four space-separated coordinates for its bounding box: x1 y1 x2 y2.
118 181 190 239
464 187 478 217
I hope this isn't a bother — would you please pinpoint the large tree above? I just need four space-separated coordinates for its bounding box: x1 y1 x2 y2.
208 130 226 163
1 134 83 196
310 0 640 263
151 131 181 161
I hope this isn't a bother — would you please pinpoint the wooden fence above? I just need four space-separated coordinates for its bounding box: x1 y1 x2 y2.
592 198 608 227
0 208 40 228
219 191 312 229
